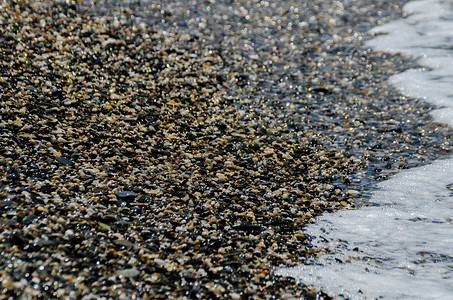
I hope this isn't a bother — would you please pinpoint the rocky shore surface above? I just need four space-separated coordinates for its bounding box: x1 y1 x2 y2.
1 0 452 299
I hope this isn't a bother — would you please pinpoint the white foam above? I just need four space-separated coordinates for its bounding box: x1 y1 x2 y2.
276 159 453 299
367 0 453 125
275 0 453 298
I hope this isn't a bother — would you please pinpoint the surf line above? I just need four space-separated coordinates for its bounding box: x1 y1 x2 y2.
275 0 453 299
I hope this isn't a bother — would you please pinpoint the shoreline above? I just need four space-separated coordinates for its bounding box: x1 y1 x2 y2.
1 0 453 298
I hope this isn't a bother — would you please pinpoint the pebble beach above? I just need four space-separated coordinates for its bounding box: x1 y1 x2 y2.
1 0 453 299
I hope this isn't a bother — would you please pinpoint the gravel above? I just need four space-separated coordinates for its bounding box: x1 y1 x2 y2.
1 0 452 299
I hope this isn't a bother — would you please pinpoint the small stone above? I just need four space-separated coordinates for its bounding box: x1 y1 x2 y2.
263 148 275 155
100 214 117 223
98 222 111 231
56 156 74 166
115 220 131 228
114 191 137 201
10 232 28 246
116 267 139 278
113 239 134 249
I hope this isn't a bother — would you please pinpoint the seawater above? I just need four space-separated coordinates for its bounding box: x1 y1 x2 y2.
275 0 453 299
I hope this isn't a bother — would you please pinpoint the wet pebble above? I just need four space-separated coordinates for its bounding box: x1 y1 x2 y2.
114 191 137 201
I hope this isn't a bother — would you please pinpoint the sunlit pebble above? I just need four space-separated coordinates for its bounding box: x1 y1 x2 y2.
224 160 235 167
263 148 275 155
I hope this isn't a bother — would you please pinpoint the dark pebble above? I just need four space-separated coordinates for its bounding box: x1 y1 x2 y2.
10 232 28 246
115 191 137 201
55 156 75 166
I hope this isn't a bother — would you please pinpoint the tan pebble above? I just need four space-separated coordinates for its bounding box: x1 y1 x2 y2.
62 275 75 281
294 233 305 239
230 293 241 300
37 206 48 213
1 277 14 290
263 148 275 155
